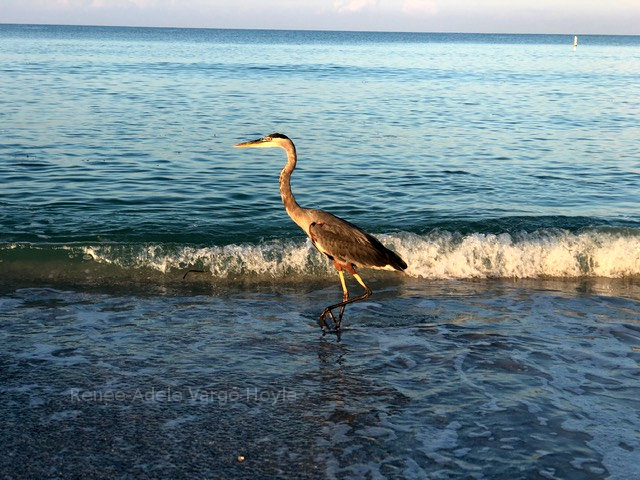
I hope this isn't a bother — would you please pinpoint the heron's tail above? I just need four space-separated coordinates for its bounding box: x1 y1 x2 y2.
387 249 408 271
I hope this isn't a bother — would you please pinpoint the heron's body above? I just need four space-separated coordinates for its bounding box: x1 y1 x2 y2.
236 133 406 332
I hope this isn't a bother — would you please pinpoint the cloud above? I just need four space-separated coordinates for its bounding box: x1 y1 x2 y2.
333 0 377 13
33 0 177 9
89 0 177 8
402 0 438 15
333 0 438 16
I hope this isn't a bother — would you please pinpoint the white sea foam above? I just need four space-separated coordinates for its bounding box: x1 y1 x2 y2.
79 229 640 280
82 239 329 278
390 230 640 279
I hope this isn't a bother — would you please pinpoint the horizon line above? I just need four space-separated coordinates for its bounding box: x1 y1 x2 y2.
1 22 637 37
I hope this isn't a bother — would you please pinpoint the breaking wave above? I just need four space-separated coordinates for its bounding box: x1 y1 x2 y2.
2 228 639 284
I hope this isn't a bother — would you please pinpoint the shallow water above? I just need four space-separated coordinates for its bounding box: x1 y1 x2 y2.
1 281 639 479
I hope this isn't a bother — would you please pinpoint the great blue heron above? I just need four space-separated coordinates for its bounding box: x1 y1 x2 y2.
235 133 407 332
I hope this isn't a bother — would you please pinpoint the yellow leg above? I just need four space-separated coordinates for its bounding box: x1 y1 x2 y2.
338 270 349 324
353 273 371 293
339 270 348 296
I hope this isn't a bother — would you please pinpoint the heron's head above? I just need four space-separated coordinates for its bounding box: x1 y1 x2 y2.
234 133 292 149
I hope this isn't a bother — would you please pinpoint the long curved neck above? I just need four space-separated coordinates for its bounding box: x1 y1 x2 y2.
279 141 307 230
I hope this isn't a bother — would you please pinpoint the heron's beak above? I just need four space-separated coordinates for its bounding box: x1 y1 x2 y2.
234 137 268 148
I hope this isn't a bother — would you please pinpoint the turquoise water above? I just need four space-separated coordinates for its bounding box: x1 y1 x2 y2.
1 25 640 478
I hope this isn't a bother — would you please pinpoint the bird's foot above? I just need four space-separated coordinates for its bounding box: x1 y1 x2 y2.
319 308 340 334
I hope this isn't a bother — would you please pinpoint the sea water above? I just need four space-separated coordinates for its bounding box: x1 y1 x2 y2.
1 25 639 478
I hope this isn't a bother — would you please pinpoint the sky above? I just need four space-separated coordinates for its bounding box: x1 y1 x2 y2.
1 0 638 34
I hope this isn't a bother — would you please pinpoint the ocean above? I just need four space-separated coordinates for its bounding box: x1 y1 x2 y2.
1 24 639 478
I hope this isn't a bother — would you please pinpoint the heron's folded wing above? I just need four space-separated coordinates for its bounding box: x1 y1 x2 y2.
309 218 405 270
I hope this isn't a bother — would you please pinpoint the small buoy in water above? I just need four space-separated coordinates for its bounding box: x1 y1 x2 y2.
237 455 245 462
